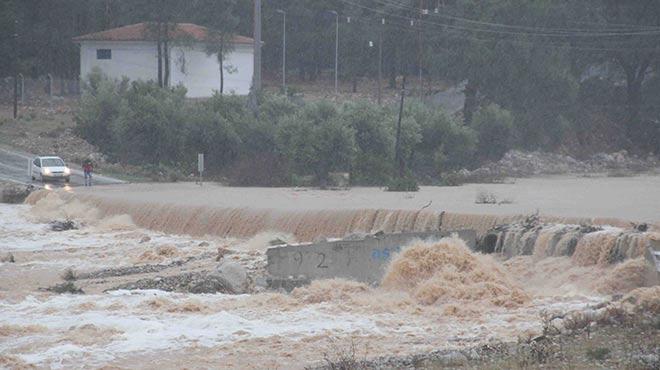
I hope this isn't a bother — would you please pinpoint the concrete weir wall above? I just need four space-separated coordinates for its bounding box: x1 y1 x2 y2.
647 238 660 278
266 230 476 286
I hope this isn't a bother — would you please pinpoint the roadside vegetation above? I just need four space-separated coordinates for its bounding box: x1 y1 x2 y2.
77 70 511 187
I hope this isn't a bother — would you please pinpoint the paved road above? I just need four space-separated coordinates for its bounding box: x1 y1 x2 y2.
0 146 125 188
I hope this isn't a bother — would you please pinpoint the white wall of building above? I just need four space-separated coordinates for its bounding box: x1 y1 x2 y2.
79 41 253 97
80 41 158 83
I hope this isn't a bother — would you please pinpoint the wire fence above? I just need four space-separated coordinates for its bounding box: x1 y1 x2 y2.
0 76 80 104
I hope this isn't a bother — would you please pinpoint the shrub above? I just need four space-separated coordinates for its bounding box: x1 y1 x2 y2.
341 101 394 185
277 101 356 186
585 347 610 361
113 81 187 165
427 120 477 175
472 104 514 162
204 92 249 122
386 176 419 192
258 93 298 124
73 71 500 186
183 106 242 173
319 338 368 370
404 101 477 178
75 68 128 155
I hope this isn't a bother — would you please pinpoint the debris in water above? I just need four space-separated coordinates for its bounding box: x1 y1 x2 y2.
475 189 498 204
108 271 235 294
0 253 14 263
61 268 77 281
633 223 649 232
269 238 287 246
45 281 84 294
50 220 78 232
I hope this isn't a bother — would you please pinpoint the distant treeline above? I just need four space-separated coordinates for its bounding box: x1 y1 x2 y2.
2 0 659 153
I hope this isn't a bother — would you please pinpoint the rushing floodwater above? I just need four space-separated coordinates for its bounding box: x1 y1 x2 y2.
2 175 659 369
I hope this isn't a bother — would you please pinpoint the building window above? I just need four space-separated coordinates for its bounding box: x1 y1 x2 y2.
96 49 112 60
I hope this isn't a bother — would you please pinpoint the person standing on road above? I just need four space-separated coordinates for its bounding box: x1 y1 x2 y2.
83 160 93 187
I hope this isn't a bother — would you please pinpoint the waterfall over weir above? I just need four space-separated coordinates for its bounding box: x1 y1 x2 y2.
479 222 656 266
25 190 658 267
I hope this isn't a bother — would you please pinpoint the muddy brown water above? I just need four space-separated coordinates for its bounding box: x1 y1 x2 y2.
3 175 659 369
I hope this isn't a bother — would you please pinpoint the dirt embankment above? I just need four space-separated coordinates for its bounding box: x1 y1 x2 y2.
454 150 660 183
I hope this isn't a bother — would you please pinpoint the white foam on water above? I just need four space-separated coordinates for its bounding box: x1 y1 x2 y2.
0 290 380 368
0 201 641 369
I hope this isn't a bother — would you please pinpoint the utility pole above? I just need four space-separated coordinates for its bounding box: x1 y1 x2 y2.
394 76 406 178
253 0 262 93
329 10 339 95
276 9 286 94
378 18 384 105
13 20 18 120
418 0 424 98
13 74 18 119
249 0 262 110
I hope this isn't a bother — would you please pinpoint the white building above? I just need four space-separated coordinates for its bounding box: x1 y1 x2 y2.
73 23 254 98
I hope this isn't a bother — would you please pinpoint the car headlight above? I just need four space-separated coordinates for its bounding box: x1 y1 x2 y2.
64 167 71 175
43 168 51 175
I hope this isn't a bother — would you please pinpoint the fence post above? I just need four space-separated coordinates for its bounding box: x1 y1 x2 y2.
13 75 18 119
18 73 24 103
46 74 53 97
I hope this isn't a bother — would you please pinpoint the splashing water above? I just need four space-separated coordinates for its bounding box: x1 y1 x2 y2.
381 237 530 307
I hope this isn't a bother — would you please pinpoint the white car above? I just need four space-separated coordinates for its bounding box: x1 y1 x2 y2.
31 156 71 183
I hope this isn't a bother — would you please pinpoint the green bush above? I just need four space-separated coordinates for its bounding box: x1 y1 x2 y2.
75 68 128 155
341 101 394 185
203 92 249 122
432 119 478 172
472 104 514 162
73 71 494 186
386 176 419 192
258 93 298 124
184 106 242 173
113 81 187 165
406 101 477 177
585 347 610 361
277 101 356 186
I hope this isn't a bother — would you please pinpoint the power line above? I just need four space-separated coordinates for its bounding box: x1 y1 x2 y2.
372 0 660 34
340 0 660 38
333 9 660 52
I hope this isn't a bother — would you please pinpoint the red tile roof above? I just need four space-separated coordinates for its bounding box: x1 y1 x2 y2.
73 22 254 44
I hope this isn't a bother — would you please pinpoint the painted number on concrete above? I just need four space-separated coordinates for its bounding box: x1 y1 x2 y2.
293 251 303 267
371 246 402 261
290 251 329 268
316 253 328 268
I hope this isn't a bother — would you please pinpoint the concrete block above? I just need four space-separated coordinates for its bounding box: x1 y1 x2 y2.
266 229 476 285
645 238 660 284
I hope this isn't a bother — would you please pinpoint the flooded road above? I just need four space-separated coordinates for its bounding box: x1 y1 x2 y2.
70 175 660 223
